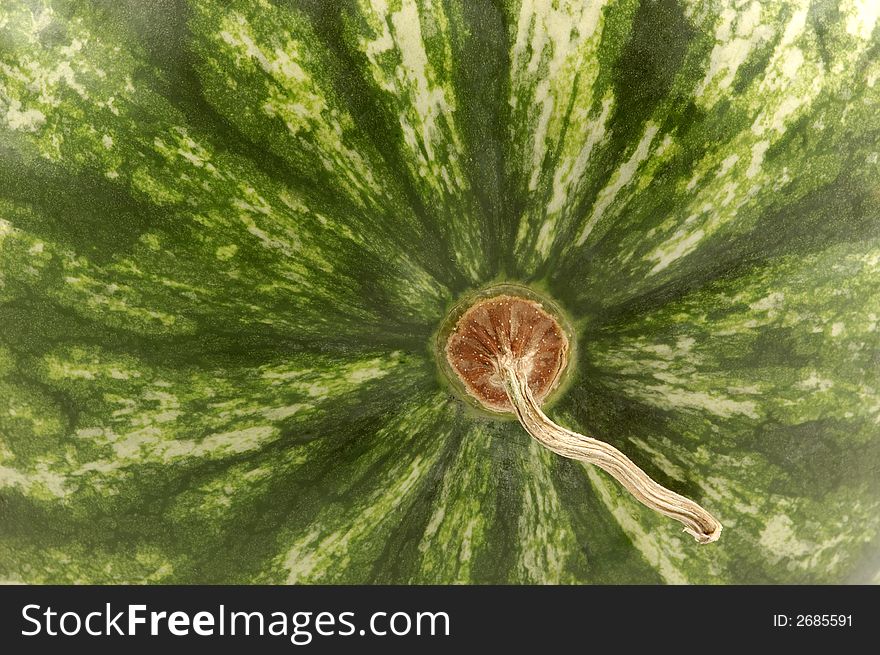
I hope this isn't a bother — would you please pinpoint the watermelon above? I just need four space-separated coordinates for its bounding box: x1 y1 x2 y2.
1 0 878 584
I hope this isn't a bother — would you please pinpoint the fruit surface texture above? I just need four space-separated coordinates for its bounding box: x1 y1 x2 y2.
1 0 879 583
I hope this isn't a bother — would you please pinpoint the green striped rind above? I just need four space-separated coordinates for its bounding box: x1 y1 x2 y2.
0 0 449 335
569 241 880 582
1 0 879 583
551 0 880 307
275 392 451 584
0 339 429 581
504 0 630 271
503 0 880 285
189 0 397 216
188 0 441 272
343 0 493 282
587 243 880 437
409 423 507 583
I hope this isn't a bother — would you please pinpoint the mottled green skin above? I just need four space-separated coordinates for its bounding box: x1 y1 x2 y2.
1 0 879 583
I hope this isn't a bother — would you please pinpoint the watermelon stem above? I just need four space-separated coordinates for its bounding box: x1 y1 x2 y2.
501 357 722 544
443 290 721 543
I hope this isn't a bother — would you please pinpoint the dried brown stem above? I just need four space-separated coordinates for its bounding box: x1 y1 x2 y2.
500 357 722 544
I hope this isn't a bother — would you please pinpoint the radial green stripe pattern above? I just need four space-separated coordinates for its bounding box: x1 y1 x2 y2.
1 0 878 584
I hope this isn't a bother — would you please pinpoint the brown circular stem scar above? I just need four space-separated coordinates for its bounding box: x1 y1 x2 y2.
445 294 722 544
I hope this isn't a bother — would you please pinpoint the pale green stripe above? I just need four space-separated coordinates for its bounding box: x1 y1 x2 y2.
411 424 499 583
588 242 880 437
0 543 176 584
277 393 451 584
506 0 620 271
350 0 487 282
511 439 583 583
1 345 420 498
0 1 447 332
